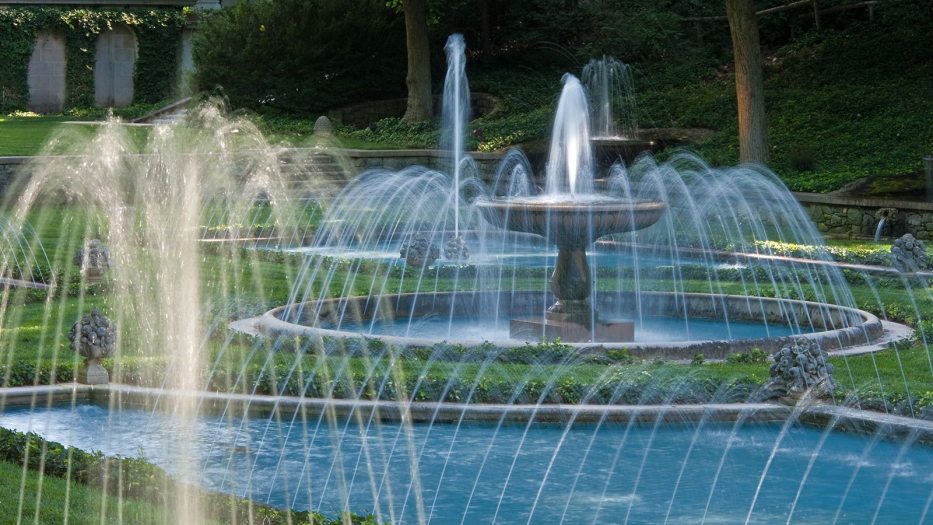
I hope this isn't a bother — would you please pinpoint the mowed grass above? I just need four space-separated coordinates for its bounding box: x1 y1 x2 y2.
0 116 75 157
0 459 214 525
0 114 401 157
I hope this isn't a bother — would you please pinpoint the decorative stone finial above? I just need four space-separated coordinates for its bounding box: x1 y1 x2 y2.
400 234 439 268
313 116 333 136
73 239 111 282
68 308 115 385
892 233 926 273
443 236 470 262
764 338 835 401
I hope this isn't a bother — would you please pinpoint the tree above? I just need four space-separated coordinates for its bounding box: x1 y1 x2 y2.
402 0 433 122
726 0 769 163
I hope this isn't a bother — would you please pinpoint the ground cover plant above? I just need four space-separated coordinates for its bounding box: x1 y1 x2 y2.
0 429 376 525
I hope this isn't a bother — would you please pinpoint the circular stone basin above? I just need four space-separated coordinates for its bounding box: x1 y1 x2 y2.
253 291 885 360
474 196 666 245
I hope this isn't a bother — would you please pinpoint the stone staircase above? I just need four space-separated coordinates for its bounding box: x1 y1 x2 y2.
276 149 354 200
131 97 192 124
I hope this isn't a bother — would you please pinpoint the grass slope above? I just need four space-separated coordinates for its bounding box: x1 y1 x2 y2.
0 459 209 525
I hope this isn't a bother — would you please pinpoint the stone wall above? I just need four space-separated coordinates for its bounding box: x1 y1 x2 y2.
798 193 933 240
0 158 27 199
341 149 501 180
5 152 933 242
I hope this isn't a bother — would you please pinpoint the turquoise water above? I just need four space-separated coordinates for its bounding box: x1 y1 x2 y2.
338 315 799 342
1 404 929 524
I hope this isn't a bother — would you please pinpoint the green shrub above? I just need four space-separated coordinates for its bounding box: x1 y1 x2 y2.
194 0 406 114
726 348 770 364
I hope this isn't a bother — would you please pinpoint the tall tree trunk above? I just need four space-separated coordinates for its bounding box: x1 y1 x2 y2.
726 0 769 163
402 0 433 122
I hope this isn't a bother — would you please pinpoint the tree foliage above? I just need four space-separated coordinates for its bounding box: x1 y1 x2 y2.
193 0 406 115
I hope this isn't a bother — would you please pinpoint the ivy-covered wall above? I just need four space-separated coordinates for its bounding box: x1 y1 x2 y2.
0 7 188 112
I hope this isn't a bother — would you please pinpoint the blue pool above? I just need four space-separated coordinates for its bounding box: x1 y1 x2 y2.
0 404 929 524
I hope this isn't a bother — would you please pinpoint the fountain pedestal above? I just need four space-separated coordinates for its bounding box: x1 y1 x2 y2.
476 197 664 343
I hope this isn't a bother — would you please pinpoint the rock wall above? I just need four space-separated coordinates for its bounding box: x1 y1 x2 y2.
798 193 933 240
341 149 501 180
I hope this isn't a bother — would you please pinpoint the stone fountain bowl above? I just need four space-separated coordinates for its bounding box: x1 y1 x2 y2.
474 196 666 245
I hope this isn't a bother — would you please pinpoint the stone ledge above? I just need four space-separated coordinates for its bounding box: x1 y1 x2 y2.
795 191 933 213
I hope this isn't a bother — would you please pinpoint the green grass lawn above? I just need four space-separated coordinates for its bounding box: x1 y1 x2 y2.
0 459 210 525
0 116 83 157
0 113 402 157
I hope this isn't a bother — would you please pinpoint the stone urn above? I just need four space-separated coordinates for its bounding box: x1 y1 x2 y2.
68 308 115 385
763 338 835 402
73 239 111 284
891 233 927 273
400 234 440 268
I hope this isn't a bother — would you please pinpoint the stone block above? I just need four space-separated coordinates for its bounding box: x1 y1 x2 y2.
510 318 634 343
77 361 109 385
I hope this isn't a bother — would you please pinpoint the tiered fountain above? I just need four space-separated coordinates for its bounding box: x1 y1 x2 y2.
581 56 658 166
259 35 886 358
475 75 665 342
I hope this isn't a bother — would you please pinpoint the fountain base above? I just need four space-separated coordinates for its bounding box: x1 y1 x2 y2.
78 360 109 385
511 312 634 343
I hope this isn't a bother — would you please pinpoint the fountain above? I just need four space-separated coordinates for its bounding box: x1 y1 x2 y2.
0 32 931 525
263 39 888 358
582 56 638 140
581 56 657 166
476 75 666 342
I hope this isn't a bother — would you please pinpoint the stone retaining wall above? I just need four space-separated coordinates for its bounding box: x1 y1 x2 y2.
4 153 933 240
797 193 933 240
341 149 501 180
0 158 28 200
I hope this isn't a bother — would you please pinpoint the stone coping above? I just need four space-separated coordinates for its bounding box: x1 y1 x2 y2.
1 383 931 443
249 291 886 359
795 191 933 212
3 151 932 211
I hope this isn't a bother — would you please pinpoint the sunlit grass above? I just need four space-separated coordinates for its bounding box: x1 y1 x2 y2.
0 459 215 525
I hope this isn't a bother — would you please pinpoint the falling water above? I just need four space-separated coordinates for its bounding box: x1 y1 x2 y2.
545 74 595 196
441 34 471 236
581 56 638 139
875 218 886 241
